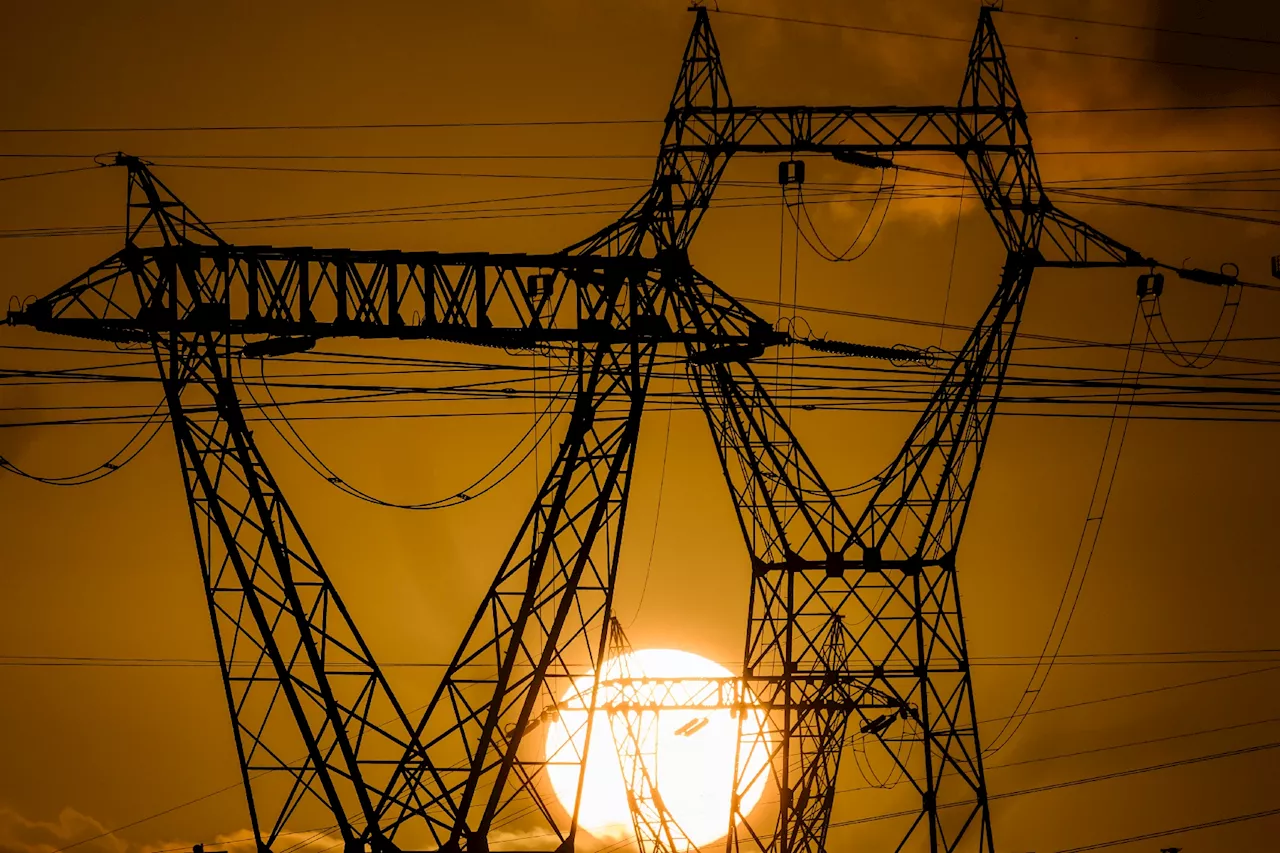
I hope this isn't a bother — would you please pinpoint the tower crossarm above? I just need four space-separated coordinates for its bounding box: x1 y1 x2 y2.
594 675 899 715
676 104 974 154
6 243 780 350
662 101 1149 269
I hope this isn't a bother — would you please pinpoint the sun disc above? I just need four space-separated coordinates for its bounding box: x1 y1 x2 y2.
544 648 770 848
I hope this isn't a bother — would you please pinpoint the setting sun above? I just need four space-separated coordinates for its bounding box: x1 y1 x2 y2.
544 649 771 848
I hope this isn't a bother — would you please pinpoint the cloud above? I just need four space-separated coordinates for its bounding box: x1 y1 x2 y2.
138 828 343 853
0 805 349 853
0 807 127 853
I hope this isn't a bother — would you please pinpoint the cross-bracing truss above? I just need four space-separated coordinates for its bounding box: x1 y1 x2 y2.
602 619 698 853
6 6 1238 853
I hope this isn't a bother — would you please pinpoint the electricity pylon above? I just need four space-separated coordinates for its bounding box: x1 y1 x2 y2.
5 5 1241 853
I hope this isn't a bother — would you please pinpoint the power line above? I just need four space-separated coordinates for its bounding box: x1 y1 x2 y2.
1035 102 1280 115
979 663 1280 726
1003 8 1280 49
40 780 250 853
8 178 1280 243
0 118 661 134
0 164 101 182
11 397 1280 430
987 306 1151 756
13 144 1280 163
1056 806 1280 852
1035 147 1280 156
1 151 661 162
827 738 1280 831
157 161 647 182
1 101 1278 137
711 7 1280 78
6 650 1280 668
10 147 1280 169
989 713 1280 771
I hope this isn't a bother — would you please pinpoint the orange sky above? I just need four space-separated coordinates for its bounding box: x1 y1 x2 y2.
2 1 1280 852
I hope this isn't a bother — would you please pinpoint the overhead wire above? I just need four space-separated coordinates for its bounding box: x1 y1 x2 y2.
240 350 574 509
0 397 168 485
826 737 1280 832
937 175 966 350
1054 806 1280 852
1000 8 1280 49
784 163 896 262
710 7 1280 79
1055 186 1280 235
627 370 677 627
8 649 1280 853
1141 280 1243 368
13 341 1280 389
0 99 1277 138
743 720 1280 848
0 164 103 182
157 161 648 183
990 712 1280 771
786 175 802 432
985 302 1152 755
7 148 1280 162
16 368 1280 428
8 373 1280 416
0 118 663 134
739 295 1280 369
6 171 1280 242
979 662 1280 727
9 648 1280 669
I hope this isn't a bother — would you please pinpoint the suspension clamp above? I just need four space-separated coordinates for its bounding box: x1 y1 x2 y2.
778 159 805 187
1136 272 1164 299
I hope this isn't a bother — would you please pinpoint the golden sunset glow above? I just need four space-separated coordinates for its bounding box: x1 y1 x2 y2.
544 649 770 847
3 3 1279 852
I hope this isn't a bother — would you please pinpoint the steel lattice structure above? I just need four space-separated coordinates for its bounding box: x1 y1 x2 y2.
5 6 1238 853
602 619 698 853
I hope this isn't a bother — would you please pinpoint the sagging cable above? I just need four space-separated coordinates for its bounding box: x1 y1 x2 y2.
0 399 168 486
237 351 573 509
1138 265 1242 369
779 153 898 263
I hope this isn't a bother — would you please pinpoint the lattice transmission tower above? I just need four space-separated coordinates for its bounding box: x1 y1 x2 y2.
5 5 1242 853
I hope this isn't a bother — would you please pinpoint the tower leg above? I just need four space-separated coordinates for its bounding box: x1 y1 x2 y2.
687 358 872 853
694 255 1029 853
379 340 657 851
154 330 418 853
